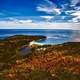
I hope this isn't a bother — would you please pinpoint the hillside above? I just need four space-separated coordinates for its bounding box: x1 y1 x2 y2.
0 35 80 80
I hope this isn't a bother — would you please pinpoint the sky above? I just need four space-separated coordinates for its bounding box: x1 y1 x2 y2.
0 0 80 29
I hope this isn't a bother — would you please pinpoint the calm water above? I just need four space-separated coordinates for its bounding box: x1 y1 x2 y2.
0 29 79 45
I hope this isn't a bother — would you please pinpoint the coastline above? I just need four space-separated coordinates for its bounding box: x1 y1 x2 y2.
29 41 44 46
0 35 80 80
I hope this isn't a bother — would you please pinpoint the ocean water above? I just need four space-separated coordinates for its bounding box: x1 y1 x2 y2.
0 29 79 45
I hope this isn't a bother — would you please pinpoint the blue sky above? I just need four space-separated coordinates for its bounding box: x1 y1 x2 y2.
0 0 47 16
0 0 80 29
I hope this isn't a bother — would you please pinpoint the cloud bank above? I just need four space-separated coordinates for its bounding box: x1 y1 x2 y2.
36 0 80 22
0 19 79 29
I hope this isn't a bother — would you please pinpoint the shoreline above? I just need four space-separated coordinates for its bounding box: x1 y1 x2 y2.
29 41 44 46
0 35 80 79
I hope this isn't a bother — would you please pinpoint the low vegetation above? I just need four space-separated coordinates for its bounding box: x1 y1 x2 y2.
0 35 80 80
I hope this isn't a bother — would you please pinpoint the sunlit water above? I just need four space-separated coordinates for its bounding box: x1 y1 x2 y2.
0 29 80 45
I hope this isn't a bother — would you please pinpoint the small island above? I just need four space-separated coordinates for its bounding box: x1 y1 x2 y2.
0 35 80 80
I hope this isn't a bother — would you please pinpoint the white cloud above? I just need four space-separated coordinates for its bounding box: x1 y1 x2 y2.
36 0 80 23
37 0 61 15
71 0 80 6
74 6 80 10
65 10 80 22
18 20 32 23
65 10 75 15
37 6 61 15
53 9 61 14
37 6 53 14
0 20 80 30
71 16 80 22
40 16 54 21
70 11 80 22
71 11 80 17
0 20 38 29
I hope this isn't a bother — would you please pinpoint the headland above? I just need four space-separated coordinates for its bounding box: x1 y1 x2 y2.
0 35 80 80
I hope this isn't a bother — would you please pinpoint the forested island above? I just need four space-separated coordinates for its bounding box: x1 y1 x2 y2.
0 35 80 80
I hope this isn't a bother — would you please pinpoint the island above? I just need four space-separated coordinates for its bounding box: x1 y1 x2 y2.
0 35 80 80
